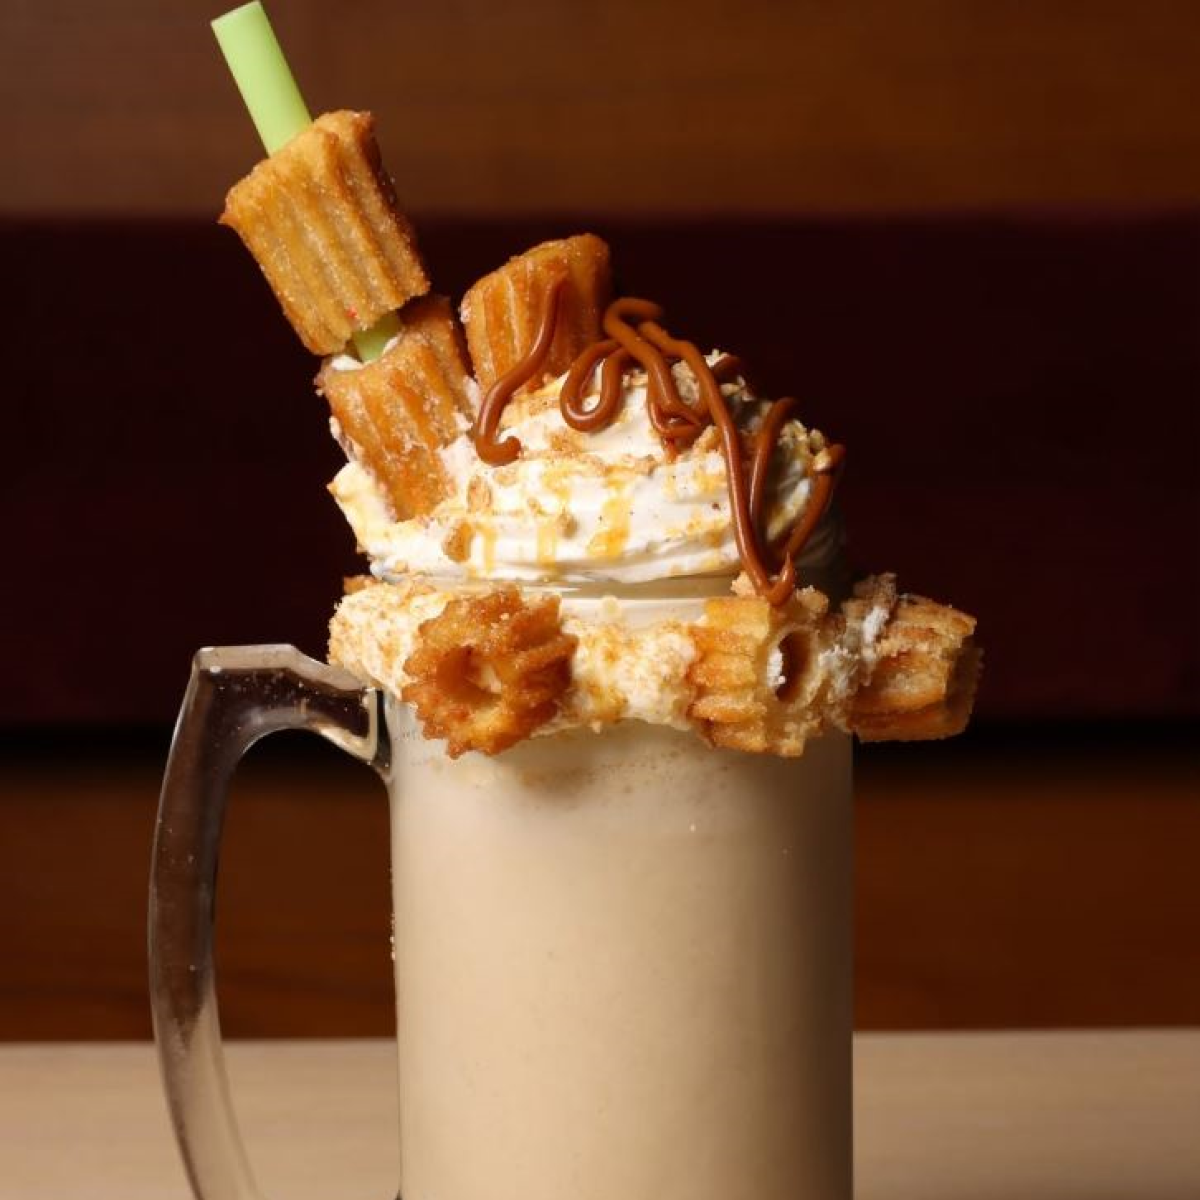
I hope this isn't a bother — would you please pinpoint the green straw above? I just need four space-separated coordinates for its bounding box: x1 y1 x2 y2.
349 310 402 362
212 1 396 361
212 2 310 155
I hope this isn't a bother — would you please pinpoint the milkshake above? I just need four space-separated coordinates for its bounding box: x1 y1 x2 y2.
150 10 981 1199
389 710 852 1200
222 90 979 1200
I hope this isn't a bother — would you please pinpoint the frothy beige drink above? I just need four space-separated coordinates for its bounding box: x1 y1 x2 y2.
152 37 981 1200
389 708 852 1200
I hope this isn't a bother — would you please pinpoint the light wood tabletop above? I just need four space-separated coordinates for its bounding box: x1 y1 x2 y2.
1 1031 1197 1200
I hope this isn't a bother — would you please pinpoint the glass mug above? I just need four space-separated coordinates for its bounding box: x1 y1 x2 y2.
150 642 853 1200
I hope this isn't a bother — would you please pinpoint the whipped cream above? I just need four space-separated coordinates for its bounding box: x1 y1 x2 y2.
331 357 836 587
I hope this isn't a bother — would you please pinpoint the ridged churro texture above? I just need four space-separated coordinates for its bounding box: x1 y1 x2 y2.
401 587 577 757
317 296 474 518
688 589 837 756
461 234 612 392
848 588 980 741
221 110 429 355
329 575 979 756
688 575 979 753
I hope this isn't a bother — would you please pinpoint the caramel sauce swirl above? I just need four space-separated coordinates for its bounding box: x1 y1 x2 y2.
749 395 799 530
474 283 843 604
559 339 629 432
637 320 774 594
472 273 567 466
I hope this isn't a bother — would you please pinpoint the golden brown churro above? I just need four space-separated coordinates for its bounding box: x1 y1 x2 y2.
222 110 428 355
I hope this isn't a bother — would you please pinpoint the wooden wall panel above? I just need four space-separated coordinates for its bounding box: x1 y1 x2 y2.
1 730 1196 1039
4 0 1200 216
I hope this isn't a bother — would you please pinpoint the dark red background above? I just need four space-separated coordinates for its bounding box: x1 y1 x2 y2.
3 215 1197 726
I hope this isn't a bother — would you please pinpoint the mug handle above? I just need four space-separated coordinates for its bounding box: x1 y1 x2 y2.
149 645 389 1200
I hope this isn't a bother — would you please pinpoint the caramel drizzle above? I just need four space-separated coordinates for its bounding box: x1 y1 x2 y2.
601 299 708 445
748 395 798 530
475 279 844 604
472 272 567 466
559 339 629 431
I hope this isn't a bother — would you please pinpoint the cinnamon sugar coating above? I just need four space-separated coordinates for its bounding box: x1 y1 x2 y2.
847 588 980 741
400 587 577 757
221 110 428 355
461 235 612 394
688 589 838 756
329 575 979 757
317 295 473 518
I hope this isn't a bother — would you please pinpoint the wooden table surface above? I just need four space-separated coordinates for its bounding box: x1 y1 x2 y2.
1 1031 1197 1199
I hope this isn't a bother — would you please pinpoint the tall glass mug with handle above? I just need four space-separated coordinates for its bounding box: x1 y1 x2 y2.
162 7 984 1197
150 634 854 1200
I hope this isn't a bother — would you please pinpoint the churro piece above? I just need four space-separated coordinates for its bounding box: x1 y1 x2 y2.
221 110 428 354
849 592 980 741
690 576 979 754
329 574 978 754
461 234 612 392
402 588 577 757
318 295 473 518
688 589 836 756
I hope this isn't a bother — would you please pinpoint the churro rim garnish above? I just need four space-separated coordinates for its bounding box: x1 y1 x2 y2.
688 588 833 756
330 573 978 756
400 586 577 757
